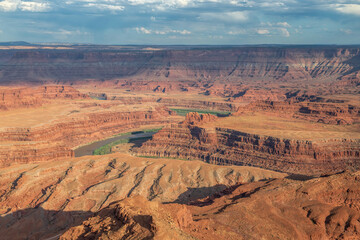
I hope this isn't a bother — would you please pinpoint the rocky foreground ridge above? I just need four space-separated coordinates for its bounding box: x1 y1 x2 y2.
1 159 357 239
58 171 360 240
0 153 285 239
135 112 360 175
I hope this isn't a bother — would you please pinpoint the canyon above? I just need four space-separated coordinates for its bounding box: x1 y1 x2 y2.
0 86 180 166
135 112 360 175
0 45 359 239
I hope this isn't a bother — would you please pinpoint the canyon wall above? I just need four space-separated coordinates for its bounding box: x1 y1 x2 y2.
236 100 360 124
111 96 238 112
135 113 360 175
0 108 172 146
0 142 74 166
0 85 88 111
0 107 174 166
0 46 359 86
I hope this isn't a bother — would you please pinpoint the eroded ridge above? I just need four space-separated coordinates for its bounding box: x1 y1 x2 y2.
135 112 360 175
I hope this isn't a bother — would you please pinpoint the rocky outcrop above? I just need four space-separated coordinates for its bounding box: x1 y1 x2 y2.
0 153 285 239
0 85 88 111
36 85 89 99
236 100 360 125
0 157 357 239
60 198 157 240
180 171 360 240
0 87 42 110
0 141 73 166
157 97 238 112
0 107 175 166
232 88 287 102
135 114 360 175
183 112 218 125
107 95 238 112
0 108 172 146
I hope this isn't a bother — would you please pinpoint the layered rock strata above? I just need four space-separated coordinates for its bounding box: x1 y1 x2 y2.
135 113 360 175
0 141 74 166
180 171 360 240
1 46 359 87
0 107 174 166
0 108 172 147
236 100 360 125
0 153 285 239
111 96 238 112
1 163 357 240
0 85 88 111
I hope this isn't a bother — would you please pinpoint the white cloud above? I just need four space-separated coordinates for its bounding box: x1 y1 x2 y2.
0 0 18 11
135 27 191 35
261 21 291 27
136 27 152 34
279 28 290 37
35 28 89 36
200 11 248 22
257 29 270 35
332 4 360 16
340 28 352 34
19 1 50 12
276 22 291 28
228 29 247 35
0 0 50 12
128 0 193 9
85 3 124 11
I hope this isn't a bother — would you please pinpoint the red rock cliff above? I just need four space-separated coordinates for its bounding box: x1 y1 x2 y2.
135 114 360 175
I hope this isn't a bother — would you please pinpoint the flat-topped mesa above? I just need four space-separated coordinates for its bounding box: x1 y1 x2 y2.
108 96 238 112
0 142 73 167
235 100 360 125
0 108 173 146
35 85 89 99
0 85 89 111
135 122 360 175
183 112 218 125
0 87 43 110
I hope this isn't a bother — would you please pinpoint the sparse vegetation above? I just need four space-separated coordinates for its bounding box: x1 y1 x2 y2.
93 136 152 155
170 108 231 117
114 128 163 137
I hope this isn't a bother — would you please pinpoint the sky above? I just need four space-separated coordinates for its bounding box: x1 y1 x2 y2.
0 0 359 45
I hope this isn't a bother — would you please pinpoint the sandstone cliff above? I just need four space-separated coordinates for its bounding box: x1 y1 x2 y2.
135 113 360 175
110 95 238 112
0 106 174 166
0 85 88 111
236 100 360 125
0 141 74 166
